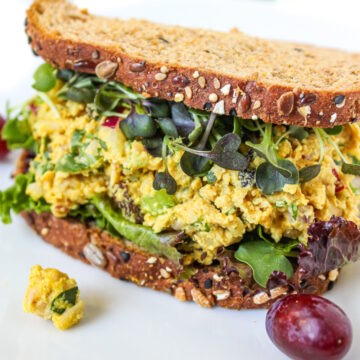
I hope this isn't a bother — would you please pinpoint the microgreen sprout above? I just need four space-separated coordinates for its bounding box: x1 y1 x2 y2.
32 63 56 92
299 129 324 183
320 129 360 176
245 123 299 194
153 136 177 195
36 92 60 118
176 133 248 172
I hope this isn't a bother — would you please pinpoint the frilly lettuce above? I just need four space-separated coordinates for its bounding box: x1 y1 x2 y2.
0 173 50 224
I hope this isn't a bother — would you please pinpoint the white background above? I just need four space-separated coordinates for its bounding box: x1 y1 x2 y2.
0 1 360 359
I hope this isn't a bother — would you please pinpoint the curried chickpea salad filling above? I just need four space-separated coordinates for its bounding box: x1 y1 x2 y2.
2 63 360 288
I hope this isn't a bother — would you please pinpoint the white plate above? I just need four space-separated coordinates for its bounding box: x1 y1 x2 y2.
1 1 360 359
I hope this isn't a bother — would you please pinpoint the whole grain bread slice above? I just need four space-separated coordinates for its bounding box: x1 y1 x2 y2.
17 151 332 310
26 0 360 128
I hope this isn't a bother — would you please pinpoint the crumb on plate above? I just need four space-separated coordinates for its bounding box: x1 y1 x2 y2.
23 265 84 330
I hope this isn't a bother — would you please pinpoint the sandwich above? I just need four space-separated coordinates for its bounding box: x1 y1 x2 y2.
1 0 360 310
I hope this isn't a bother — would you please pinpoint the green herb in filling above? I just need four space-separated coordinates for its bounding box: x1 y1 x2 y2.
50 287 78 315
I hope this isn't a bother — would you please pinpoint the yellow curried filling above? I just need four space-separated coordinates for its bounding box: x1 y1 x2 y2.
26 88 360 264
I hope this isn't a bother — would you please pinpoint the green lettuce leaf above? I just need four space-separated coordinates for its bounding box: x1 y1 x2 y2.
0 173 50 224
68 203 119 237
1 112 36 151
234 227 298 288
235 240 294 288
32 63 56 92
92 195 182 264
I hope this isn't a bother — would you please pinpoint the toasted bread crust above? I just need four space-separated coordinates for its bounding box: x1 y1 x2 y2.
17 151 331 310
25 0 360 128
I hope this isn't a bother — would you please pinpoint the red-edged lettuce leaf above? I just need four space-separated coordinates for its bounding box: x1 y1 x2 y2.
298 216 360 278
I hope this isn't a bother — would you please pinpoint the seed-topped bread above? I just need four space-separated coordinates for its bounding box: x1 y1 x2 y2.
26 0 360 127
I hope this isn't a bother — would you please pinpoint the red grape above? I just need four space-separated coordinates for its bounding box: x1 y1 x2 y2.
102 116 119 129
266 294 352 360
0 115 9 159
